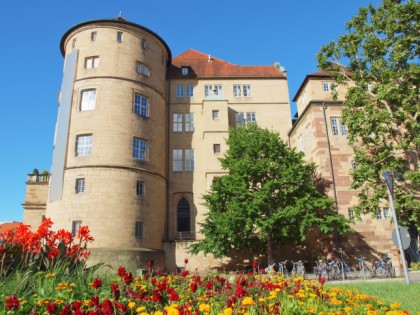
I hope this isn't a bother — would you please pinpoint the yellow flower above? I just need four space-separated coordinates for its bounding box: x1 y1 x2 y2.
344 306 352 313
153 312 163 315
223 308 233 315
199 304 210 312
128 301 136 309
390 302 401 309
308 306 315 313
45 273 55 278
242 297 255 305
366 311 377 315
136 306 146 313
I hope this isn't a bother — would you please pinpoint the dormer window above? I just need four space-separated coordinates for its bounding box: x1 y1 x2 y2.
181 67 189 75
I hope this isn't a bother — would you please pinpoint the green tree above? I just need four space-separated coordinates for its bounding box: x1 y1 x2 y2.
190 124 350 264
317 0 420 225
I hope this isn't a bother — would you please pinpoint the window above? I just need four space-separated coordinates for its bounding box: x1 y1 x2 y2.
185 113 194 132
76 135 92 156
351 160 358 170
85 56 99 69
177 198 191 232
117 31 123 42
297 134 304 152
173 114 183 132
212 110 219 120
235 112 245 127
186 86 194 97
136 181 145 196
205 85 222 97
322 81 332 92
133 138 148 160
80 90 96 111
376 209 382 220
383 207 390 219
205 85 213 97
181 67 189 75
173 149 183 171
75 178 85 193
185 149 194 171
305 124 313 147
330 117 347 136
243 85 251 97
91 32 97 42
72 220 82 236
141 39 148 50
135 221 144 238
213 144 221 153
176 86 184 98
72 38 76 48
233 85 241 97
134 94 149 117
247 112 256 124
348 209 355 220
136 62 150 77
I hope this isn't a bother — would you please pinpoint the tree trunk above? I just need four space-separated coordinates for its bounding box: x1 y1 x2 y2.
267 233 274 265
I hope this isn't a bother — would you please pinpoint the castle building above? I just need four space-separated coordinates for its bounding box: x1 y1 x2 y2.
22 17 401 273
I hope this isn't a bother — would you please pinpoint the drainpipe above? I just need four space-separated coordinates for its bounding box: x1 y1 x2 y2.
165 78 171 241
322 103 341 247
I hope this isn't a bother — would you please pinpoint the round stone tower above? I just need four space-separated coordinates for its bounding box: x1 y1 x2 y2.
46 17 171 269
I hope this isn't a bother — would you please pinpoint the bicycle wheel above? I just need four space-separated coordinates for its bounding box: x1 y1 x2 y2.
375 266 387 278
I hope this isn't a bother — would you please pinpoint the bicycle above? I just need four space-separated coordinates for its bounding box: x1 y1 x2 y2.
291 260 306 278
327 259 342 281
314 258 328 280
373 254 395 278
357 257 373 279
278 260 289 277
264 260 289 277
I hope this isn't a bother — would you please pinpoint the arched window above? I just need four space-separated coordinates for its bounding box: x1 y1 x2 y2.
177 197 190 232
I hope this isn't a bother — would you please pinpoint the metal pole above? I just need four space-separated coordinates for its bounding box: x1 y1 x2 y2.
383 172 410 284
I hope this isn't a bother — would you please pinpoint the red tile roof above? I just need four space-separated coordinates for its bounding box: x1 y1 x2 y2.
168 49 286 79
0 222 20 235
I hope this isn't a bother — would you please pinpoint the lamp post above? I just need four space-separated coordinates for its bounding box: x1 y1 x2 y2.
383 172 410 284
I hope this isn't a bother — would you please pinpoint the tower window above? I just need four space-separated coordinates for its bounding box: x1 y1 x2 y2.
91 32 97 42
80 89 96 111
134 94 149 117
72 220 82 236
135 221 144 238
136 181 145 196
76 135 92 156
136 62 151 77
72 38 77 48
141 39 148 50
75 178 85 193
133 138 148 160
117 32 123 42
85 56 99 69
177 198 191 232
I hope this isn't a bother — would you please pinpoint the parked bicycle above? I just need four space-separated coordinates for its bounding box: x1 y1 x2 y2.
357 257 373 279
291 260 306 278
373 254 395 278
314 258 328 279
264 260 289 277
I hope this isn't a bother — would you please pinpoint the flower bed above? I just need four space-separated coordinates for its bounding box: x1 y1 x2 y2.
1 268 410 314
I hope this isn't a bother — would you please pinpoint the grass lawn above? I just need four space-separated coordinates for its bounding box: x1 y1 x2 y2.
329 281 420 314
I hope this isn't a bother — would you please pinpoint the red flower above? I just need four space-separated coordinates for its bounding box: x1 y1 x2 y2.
318 277 326 285
117 266 126 277
59 304 71 315
184 258 189 264
91 277 102 289
180 270 189 277
147 261 153 269
6 295 19 311
190 282 197 292
123 272 133 285
169 290 179 302
46 302 57 314
252 260 258 269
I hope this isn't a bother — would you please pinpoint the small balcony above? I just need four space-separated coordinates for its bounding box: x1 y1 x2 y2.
176 231 196 240
27 174 50 183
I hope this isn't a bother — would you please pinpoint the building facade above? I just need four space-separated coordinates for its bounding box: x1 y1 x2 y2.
22 17 402 273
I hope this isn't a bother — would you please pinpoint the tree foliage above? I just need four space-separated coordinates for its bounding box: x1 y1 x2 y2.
190 124 350 263
317 0 420 225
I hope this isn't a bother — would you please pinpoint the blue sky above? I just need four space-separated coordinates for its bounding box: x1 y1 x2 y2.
0 0 379 223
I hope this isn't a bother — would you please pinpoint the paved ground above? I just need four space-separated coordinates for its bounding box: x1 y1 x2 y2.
310 270 420 284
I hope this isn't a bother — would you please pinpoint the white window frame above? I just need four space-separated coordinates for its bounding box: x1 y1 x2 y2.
75 178 85 194
212 110 219 120
76 134 92 156
186 85 194 97
348 209 355 220
185 113 194 132
133 138 148 160
322 81 333 92
80 90 96 111
85 56 99 69
376 208 383 220
134 94 149 117
185 149 194 172
233 85 241 97
205 85 213 97
173 149 183 172
247 112 256 124
331 117 347 136
214 85 222 95
173 114 183 132
383 207 390 219
243 85 251 97
91 32 97 42
181 67 189 75
235 112 245 127
141 39 148 50
213 144 221 154
136 62 150 77
176 86 184 98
